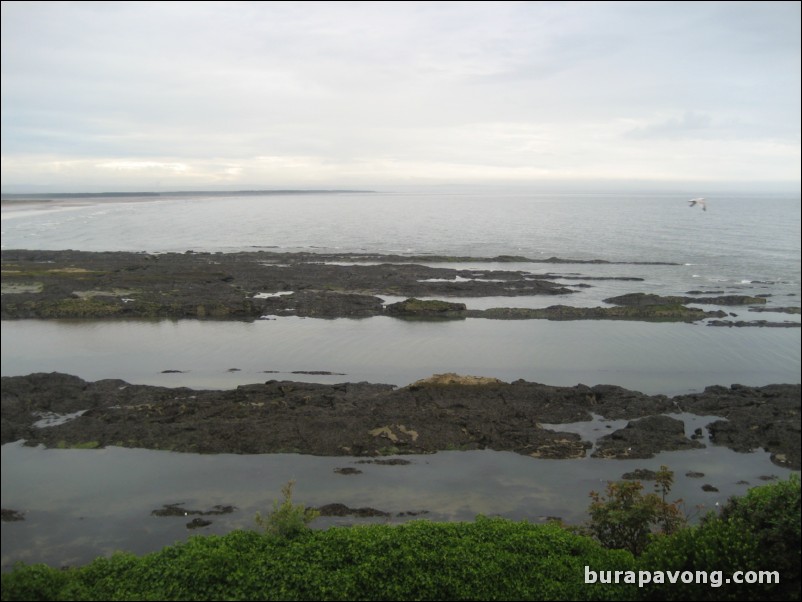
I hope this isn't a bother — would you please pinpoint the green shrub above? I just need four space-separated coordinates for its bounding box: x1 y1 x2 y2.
640 475 800 601
1 519 635 601
0 563 68 601
587 466 685 555
254 480 320 539
716 473 800 582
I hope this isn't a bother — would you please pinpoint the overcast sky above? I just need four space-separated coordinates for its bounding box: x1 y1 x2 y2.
1 1 800 192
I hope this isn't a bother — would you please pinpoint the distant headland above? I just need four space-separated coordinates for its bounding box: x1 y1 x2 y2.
1 189 374 202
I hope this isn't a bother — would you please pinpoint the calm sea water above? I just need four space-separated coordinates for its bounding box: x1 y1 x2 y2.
2 188 800 569
2 190 800 277
2 189 800 389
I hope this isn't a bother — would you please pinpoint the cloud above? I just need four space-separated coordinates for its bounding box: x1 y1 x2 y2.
626 112 715 139
96 161 190 172
1 2 799 189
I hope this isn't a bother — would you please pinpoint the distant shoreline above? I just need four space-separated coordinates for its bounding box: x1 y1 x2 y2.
1 189 374 203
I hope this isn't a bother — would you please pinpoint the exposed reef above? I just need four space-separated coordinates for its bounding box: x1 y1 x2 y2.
603 292 768 306
2 250 780 323
2 373 798 468
707 320 801 328
591 415 705 459
464 305 726 322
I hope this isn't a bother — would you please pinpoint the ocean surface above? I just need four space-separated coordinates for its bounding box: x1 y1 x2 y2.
2 187 800 569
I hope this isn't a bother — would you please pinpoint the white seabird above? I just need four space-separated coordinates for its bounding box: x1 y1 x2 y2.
688 198 707 211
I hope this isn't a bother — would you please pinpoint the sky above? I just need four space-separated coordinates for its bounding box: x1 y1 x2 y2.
1 1 800 192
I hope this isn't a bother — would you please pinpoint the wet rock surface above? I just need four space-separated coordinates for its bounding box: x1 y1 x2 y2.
592 415 706 459
604 292 769 306
315 503 390 518
706 320 800 328
0 250 764 323
0 250 572 320
186 518 213 529
466 305 726 322
385 298 467 319
674 384 802 470
150 503 236 517
315 503 428 519
748 306 801 314
333 467 362 475
1 509 25 522
621 468 659 480
148 504 233 530
2 373 799 467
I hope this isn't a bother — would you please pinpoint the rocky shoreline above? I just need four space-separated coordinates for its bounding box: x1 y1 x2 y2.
2 372 799 469
3 249 795 324
2 251 799 473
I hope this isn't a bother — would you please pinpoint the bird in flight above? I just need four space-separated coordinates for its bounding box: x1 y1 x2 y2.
688 198 707 211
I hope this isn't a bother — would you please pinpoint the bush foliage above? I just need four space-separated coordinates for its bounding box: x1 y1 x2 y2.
254 480 320 539
1 519 637 601
2 476 798 601
587 465 685 555
640 474 800 601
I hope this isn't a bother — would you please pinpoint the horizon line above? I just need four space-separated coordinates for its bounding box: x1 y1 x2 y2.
0 189 377 201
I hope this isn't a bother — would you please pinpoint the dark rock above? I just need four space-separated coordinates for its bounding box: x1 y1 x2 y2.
334 467 362 475
5 250 764 324
186 518 212 529
748 306 801 314
151 503 235 517
259 291 384 319
605 293 767 306
621 468 658 480
592 415 705 459
675 384 801 469
151 504 192 517
466 304 725 323
315 503 390 518
385 298 466 319
1 508 25 522
2 373 798 467
685 471 705 478
701 484 719 492
0 250 577 321
707 320 800 328
355 458 412 465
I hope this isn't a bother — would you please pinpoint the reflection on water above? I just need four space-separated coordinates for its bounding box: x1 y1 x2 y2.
2 317 800 395
2 429 798 570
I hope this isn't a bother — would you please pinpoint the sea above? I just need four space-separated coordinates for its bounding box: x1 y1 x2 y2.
1 187 800 569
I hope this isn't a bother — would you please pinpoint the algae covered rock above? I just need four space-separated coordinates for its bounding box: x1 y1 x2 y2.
384 298 466 318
